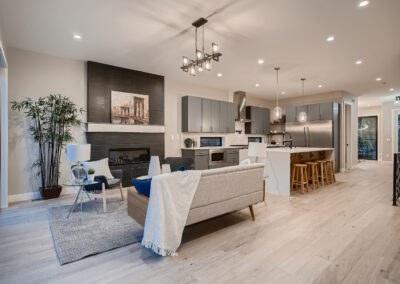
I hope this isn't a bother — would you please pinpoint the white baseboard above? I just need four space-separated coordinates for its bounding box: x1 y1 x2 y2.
382 161 393 165
8 186 77 203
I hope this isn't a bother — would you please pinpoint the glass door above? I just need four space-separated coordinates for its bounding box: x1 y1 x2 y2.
358 116 378 160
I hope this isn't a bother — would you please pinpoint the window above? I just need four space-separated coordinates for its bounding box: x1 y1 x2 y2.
358 116 377 160
200 137 222 147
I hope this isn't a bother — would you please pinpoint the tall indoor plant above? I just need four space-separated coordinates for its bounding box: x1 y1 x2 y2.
11 94 84 199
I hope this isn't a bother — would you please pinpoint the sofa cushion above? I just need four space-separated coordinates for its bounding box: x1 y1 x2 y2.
82 158 114 179
176 166 185 172
132 178 152 197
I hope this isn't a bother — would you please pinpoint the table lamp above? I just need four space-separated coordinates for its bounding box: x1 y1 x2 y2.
148 156 161 177
248 142 266 163
67 144 91 184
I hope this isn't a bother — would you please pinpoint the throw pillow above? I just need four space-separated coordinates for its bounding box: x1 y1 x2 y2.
82 158 114 179
132 178 152 197
176 166 185 172
240 158 251 165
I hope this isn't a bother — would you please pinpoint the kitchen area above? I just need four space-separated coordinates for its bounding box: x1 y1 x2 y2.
180 91 340 196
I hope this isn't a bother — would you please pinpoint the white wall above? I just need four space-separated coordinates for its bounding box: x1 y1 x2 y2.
382 102 400 162
341 94 359 170
358 105 382 161
8 47 86 199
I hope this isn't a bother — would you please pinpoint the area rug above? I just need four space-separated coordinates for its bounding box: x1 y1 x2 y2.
47 200 143 265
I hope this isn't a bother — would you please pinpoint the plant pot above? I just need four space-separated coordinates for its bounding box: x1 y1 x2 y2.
40 185 62 200
184 140 193 148
88 174 95 182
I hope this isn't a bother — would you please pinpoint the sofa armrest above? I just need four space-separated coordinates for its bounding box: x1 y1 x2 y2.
111 169 123 180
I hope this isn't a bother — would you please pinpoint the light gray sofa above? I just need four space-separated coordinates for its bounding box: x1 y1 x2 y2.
127 163 265 227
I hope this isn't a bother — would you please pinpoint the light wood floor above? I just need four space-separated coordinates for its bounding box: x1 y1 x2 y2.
0 162 399 284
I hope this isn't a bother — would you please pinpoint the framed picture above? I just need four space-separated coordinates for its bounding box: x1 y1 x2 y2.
111 91 149 125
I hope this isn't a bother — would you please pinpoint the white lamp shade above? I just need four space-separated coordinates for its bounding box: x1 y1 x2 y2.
148 156 161 177
67 144 91 162
248 142 266 158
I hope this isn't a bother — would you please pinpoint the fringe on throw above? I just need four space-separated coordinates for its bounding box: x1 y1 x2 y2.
141 240 178 257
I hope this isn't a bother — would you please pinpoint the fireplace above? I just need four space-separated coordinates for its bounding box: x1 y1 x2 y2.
109 148 150 166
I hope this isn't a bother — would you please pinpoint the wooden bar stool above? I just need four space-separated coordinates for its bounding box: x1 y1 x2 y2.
306 162 320 190
326 160 336 184
316 160 329 186
291 164 309 194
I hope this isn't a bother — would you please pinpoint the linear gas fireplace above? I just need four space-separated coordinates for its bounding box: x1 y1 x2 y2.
109 148 150 166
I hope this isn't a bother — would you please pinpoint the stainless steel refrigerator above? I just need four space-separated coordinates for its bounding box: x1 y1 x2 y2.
286 114 340 172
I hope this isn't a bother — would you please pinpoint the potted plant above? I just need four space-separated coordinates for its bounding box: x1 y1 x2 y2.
11 94 84 199
184 138 193 148
87 168 95 182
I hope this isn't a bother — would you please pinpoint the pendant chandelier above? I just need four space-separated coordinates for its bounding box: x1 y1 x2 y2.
272 67 282 121
181 17 222 76
298 78 308 123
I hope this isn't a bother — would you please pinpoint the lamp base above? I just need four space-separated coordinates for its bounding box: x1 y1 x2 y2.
72 163 86 184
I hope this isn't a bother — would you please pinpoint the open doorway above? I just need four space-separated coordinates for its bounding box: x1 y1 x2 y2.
344 103 352 170
358 116 378 160
0 45 8 208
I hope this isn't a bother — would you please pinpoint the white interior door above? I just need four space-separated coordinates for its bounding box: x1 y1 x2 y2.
0 46 8 208
345 104 352 169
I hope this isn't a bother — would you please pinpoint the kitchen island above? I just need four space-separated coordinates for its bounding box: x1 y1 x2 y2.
264 147 335 196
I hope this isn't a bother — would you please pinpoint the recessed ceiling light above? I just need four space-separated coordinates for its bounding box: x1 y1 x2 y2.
368 104 371 107
376 77 382 81
390 88 395 92
258 59 264 64
355 60 363 65
73 34 82 40
359 0 369 7
281 91 286 95
326 35 335 42
255 83 260 87
217 73 223 77
318 84 323 88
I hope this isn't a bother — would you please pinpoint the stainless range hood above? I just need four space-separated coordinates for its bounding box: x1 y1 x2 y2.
233 91 252 122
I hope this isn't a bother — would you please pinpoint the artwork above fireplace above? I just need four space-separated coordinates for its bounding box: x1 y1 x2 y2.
109 148 150 166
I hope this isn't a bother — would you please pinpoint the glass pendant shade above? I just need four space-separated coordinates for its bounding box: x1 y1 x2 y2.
205 60 212 70
212 43 219 53
273 106 282 120
196 50 203 59
189 65 196 76
298 111 307 123
395 96 400 105
182 56 188 65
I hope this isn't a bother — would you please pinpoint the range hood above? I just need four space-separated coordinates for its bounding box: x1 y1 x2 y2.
234 91 252 122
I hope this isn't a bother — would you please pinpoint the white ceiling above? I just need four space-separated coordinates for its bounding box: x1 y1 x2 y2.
1 0 399 107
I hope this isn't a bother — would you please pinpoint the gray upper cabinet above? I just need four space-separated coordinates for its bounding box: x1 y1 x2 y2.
182 96 202 132
320 102 334 120
182 96 235 133
307 104 320 121
245 106 270 134
285 106 296 122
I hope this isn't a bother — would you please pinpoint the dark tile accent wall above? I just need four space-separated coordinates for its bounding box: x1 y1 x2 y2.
86 61 165 186
87 61 164 125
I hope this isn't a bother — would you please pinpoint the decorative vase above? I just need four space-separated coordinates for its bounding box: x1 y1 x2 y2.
148 156 161 177
40 185 62 200
88 174 95 182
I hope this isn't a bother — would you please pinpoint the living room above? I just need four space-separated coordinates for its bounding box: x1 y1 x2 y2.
1 1 400 283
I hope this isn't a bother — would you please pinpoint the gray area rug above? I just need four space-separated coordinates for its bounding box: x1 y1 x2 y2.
47 200 143 265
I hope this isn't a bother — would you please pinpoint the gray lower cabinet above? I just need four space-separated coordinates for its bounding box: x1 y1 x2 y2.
182 149 209 170
245 106 270 134
182 96 235 133
181 96 202 132
226 148 239 166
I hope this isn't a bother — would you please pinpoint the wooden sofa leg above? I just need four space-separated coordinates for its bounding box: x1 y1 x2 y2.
249 205 255 221
102 183 107 213
119 183 124 201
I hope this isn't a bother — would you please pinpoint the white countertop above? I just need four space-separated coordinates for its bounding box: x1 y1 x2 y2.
265 147 334 153
181 146 243 150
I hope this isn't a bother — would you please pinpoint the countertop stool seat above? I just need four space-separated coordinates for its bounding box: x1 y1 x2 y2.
316 160 329 186
291 164 309 194
326 160 336 184
306 162 320 190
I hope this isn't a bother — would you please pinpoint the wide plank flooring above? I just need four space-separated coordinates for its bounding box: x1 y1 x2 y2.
0 161 399 284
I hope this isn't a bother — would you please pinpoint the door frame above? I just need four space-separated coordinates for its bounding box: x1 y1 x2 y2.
392 109 400 162
0 43 8 208
357 115 378 160
344 103 352 170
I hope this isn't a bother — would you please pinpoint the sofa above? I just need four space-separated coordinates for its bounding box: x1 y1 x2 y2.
127 163 265 227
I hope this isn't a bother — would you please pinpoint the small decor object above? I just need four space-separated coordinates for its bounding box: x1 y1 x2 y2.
184 138 193 148
181 17 222 76
111 91 149 125
248 142 267 163
162 164 171 174
11 94 84 199
148 156 161 177
87 168 95 182
67 144 91 184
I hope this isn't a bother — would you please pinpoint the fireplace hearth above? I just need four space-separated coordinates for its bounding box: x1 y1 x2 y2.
109 148 150 166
